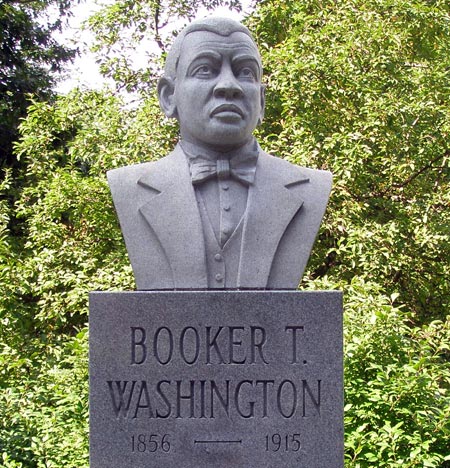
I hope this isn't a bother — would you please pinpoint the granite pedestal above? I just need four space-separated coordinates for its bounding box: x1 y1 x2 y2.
89 291 343 468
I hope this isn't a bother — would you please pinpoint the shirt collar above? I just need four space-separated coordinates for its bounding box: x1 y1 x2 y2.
179 138 259 163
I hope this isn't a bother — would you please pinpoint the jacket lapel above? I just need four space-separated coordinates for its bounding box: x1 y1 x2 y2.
238 152 309 287
137 146 208 288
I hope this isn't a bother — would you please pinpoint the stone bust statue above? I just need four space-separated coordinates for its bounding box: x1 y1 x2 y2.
107 17 332 290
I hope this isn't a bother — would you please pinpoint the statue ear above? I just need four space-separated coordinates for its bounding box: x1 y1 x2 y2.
157 77 178 119
258 84 266 126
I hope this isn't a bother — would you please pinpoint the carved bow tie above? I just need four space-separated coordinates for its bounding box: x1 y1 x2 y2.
188 151 258 186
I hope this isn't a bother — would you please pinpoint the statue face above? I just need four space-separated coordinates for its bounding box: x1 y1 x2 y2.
173 30 264 151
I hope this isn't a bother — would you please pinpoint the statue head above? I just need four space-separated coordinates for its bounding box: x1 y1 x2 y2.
158 17 265 151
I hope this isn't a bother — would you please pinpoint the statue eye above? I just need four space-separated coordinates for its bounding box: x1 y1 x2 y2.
193 64 214 77
237 67 256 81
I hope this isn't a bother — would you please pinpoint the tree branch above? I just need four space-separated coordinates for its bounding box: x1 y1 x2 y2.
154 0 165 52
392 151 448 190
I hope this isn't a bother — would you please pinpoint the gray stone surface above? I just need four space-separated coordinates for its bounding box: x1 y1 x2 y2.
107 17 332 290
89 291 343 468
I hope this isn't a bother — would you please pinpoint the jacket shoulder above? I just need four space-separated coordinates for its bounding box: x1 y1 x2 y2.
108 147 187 193
295 164 333 192
260 150 333 191
107 160 159 186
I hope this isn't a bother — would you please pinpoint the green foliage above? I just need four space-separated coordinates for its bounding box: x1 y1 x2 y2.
249 0 450 322
307 277 450 467
0 0 76 171
0 330 89 468
344 282 449 467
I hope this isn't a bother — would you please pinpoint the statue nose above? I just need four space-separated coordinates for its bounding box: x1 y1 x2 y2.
213 69 243 99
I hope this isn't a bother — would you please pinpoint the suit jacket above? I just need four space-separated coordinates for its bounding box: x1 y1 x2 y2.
107 144 332 290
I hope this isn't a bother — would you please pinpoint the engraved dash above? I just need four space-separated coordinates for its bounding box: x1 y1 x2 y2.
194 440 242 444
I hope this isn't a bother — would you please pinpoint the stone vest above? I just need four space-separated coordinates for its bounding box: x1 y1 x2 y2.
197 193 244 288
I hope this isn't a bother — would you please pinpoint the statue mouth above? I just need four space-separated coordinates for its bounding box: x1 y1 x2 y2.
211 104 244 119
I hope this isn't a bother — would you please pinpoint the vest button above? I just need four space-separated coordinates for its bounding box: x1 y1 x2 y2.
214 254 223 262
215 274 223 282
